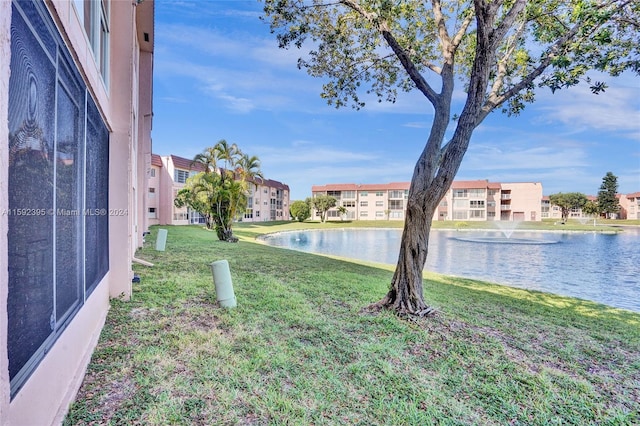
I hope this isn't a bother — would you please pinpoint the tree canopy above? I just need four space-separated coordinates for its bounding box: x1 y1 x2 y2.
264 0 639 316
175 140 262 241
597 171 620 218
548 192 588 223
290 200 312 222
306 195 337 222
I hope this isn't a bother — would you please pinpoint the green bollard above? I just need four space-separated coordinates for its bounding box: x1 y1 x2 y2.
210 260 236 308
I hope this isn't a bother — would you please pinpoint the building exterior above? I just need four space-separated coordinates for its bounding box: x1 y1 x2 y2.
618 192 640 220
243 178 291 222
1 0 154 424
542 193 640 221
149 154 291 225
311 180 543 222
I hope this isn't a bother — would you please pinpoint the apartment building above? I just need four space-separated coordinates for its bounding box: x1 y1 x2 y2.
618 192 640 220
149 154 206 226
243 178 291 222
542 193 640 220
150 154 291 225
1 0 154 424
311 180 543 222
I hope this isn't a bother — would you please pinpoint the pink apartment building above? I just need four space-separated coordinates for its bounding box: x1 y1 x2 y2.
1 0 154 424
621 192 640 220
311 180 543 221
149 154 291 225
542 193 640 220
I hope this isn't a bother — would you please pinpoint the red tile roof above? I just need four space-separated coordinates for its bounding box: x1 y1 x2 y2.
151 153 163 167
249 177 290 191
450 180 492 189
312 182 410 192
170 154 206 172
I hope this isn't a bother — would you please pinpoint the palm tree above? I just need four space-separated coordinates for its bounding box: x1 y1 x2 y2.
185 141 263 241
236 153 264 189
213 139 240 179
191 146 218 174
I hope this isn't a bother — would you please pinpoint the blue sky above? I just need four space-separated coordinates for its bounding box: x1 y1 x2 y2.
152 0 640 201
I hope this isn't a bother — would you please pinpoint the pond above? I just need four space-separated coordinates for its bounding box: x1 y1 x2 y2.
260 227 640 312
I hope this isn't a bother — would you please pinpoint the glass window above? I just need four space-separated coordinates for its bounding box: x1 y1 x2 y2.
375 201 384 207
78 0 110 86
376 191 383 197
150 168 156 177
389 200 403 210
453 199 467 208
360 201 368 207
8 0 109 397
454 211 468 220
174 169 189 183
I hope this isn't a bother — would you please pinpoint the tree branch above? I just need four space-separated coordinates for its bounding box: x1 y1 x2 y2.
340 0 439 105
478 22 582 124
490 0 527 50
431 0 452 58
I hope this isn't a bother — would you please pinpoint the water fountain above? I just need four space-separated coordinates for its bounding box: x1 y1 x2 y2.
453 220 558 245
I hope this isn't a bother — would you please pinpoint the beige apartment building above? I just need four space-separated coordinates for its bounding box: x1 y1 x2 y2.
311 180 543 221
149 154 291 225
621 192 640 220
542 193 640 220
1 0 154 424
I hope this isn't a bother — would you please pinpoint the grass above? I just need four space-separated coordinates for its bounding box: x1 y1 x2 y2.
64 223 640 425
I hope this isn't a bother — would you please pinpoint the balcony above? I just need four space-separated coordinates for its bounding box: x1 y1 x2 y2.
501 194 511 200
500 204 511 211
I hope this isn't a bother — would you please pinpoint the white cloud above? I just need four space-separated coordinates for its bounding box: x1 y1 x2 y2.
257 145 380 165
403 121 430 128
463 143 589 171
534 77 640 136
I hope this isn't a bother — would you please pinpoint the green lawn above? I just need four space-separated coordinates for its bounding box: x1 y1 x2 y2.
65 223 639 425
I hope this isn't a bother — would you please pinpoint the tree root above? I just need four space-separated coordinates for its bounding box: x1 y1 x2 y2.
360 300 437 318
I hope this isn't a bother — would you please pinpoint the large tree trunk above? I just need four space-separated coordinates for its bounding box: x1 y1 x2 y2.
367 164 451 316
374 205 435 315
366 0 499 317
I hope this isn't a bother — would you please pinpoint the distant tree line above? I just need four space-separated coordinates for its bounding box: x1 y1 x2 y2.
548 172 621 223
289 195 338 223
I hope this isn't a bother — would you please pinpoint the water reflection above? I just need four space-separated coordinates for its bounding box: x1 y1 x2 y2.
262 228 640 312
